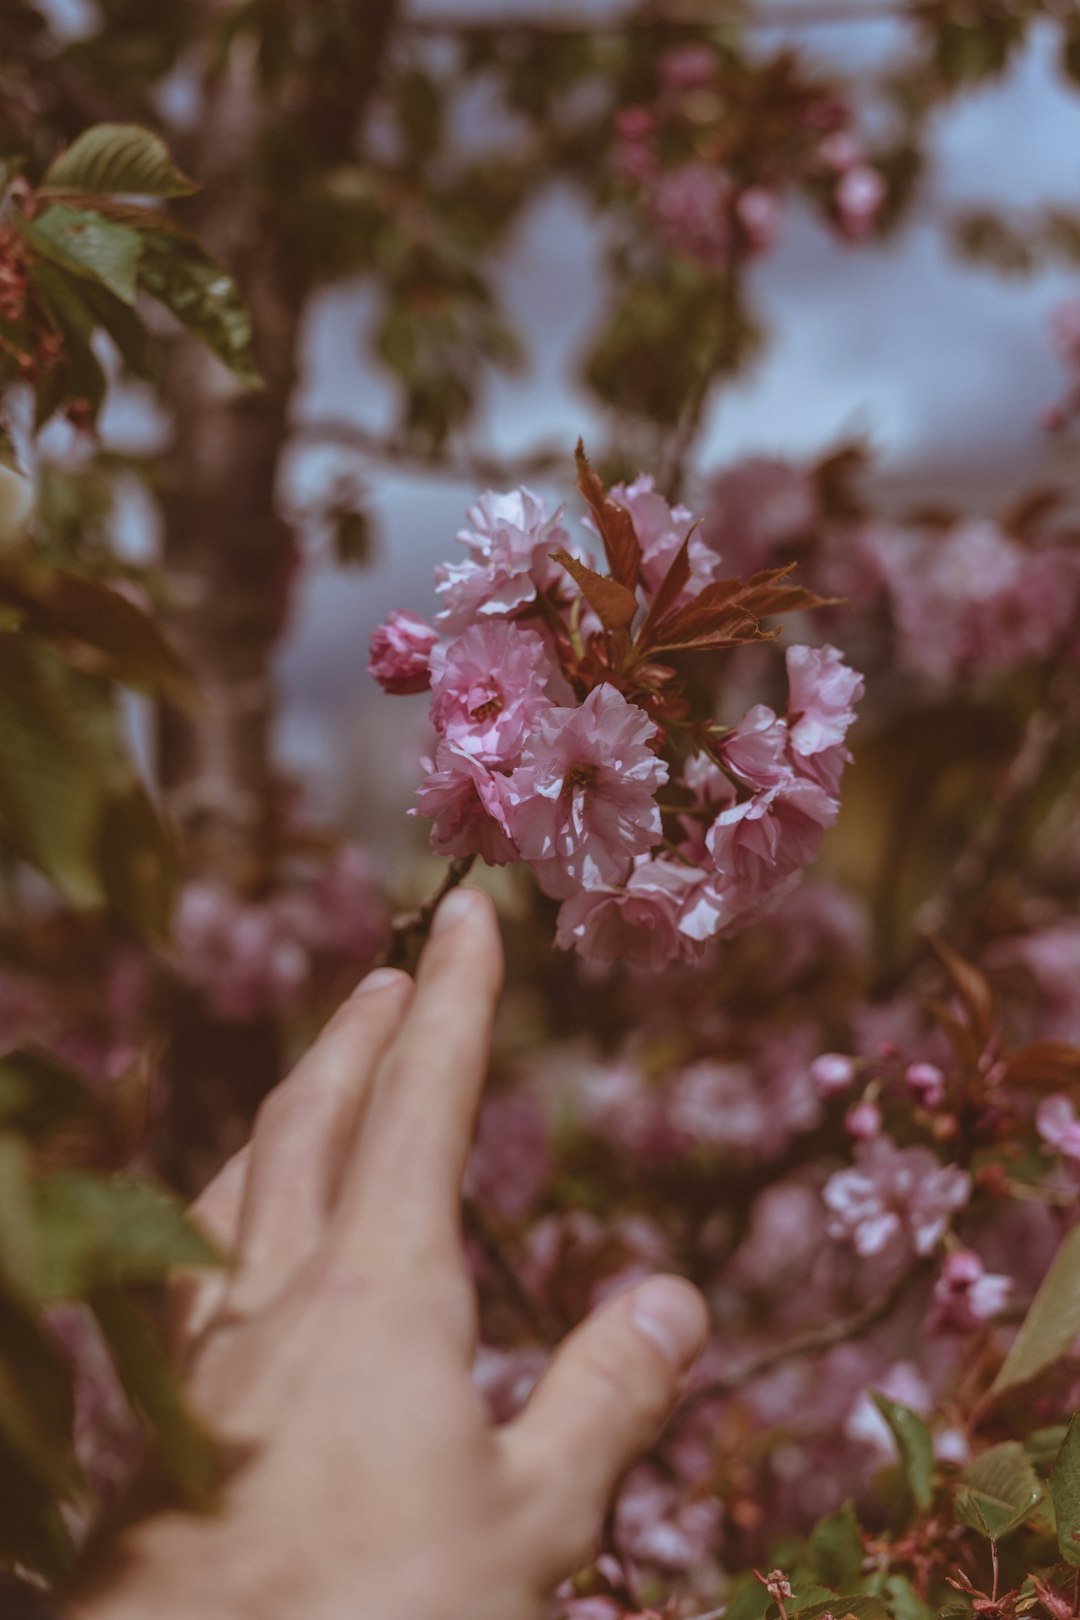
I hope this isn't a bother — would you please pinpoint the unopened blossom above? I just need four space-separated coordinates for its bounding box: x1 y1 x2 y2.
811 1052 857 1096
1036 1094 1080 1162
835 164 886 238
929 1248 1012 1332
737 186 783 253
845 1099 881 1140
555 856 703 967
508 684 667 898
429 621 554 765
413 741 518 865
367 609 438 694
434 487 568 633
906 1061 946 1109
823 1135 971 1259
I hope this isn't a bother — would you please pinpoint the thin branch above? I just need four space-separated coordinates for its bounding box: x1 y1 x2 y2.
406 4 913 36
291 419 567 487
679 1260 928 1413
382 854 477 969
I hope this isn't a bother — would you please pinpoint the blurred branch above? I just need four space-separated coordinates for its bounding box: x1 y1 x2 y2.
291 420 567 486
680 1259 929 1411
407 3 914 36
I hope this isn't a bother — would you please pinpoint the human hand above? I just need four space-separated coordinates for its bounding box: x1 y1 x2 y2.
70 888 709 1620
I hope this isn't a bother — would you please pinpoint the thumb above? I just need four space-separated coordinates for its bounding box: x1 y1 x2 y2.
504 1274 708 1572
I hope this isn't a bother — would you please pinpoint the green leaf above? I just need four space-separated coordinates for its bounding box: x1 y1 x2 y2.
0 1136 39 1299
882 1573 934 1620
799 1596 888 1620
954 1441 1045 1540
0 562 194 703
35 1172 222 1301
98 782 178 937
1051 1414 1080 1566
805 1499 864 1589
991 1225 1080 1396
0 1050 91 1143
21 206 143 306
0 1288 78 1503
871 1393 935 1510
91 1287 220 1508
42 124 197 199
723 1572 771 1620
137 228 261 386
0 636 108 904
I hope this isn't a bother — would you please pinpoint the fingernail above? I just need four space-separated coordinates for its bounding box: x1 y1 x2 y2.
630 1276 709 1371
431 887 478 935
352 967 408 996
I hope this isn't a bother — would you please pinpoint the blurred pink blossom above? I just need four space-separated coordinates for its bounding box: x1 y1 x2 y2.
367 609 437 694
824 1136 971 1260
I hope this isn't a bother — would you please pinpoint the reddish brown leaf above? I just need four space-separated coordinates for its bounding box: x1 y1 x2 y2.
638 531 692 647
1004 1041 1080 1091
922 996 982 1072
575 440 642 591
927 934 995 1046
551 548 638 631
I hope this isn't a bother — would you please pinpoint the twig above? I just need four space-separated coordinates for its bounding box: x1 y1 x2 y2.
291 419 566 487
382 854 477 969
918 667 1080 949
406 4 916 36
679 1260 928 1413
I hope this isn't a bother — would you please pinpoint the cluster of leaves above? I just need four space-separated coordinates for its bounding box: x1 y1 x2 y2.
0 122 262 1582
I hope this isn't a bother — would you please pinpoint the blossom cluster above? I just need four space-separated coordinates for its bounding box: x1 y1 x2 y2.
704 452 1080 685
370 452 863 965
612 44 888 274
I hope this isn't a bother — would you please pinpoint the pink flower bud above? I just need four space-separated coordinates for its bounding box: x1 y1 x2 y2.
906 1061 946 1108
368 610 438 694
845 1099 882 1140
810 1052 856 1095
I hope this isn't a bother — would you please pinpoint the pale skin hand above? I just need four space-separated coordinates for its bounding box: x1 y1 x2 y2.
69 887 709 1620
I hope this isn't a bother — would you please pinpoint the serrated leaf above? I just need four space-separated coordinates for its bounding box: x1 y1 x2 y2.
0 1050 91 1143
0 562 193 703
871 1393 935 1510
955 1441 1045 1540
137 228 261 386
0 636 108 904
35 1172 222 1301
882 1573 933 1620
991 1224 1080 1396
805 1498 864 1589
575 441 642 592
42 124 197 199
724 1571 772 1620
551 547 637 631
1050 1414 1080 1566
21 206 142 306
91 1287 220 1507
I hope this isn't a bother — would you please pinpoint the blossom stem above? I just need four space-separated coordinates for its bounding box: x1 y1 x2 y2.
382 854 477 969
679 1259 929 1411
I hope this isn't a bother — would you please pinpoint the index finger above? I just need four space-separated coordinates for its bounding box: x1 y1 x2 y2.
333 886 504 1259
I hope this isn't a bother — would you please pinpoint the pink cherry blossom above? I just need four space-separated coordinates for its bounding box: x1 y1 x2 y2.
434 487 569 633
906 1062 947 1108
823 1135 971 1260
929 1249 1012 1332
367 609 439 694
1036 1094 1080 1162
466 1089 551 1221
429 621 554 765
658 43 716 91
737 186 783 253
608 473 719 601
705 773 839 923
786 643 864 760
702 456 818 576
413 741 518 865
508 684 667 898
615 1464 723 1571
650 163 732 269
718 704 792 791
845 1099 882 1139
554 856 704 967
